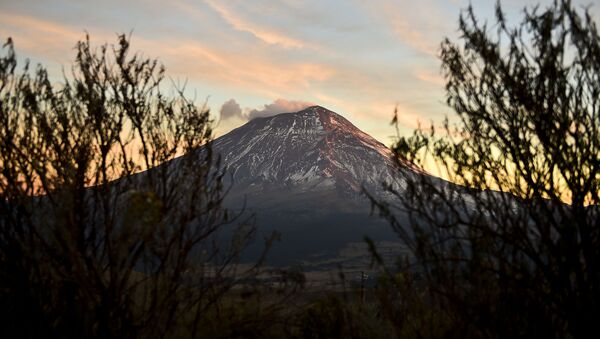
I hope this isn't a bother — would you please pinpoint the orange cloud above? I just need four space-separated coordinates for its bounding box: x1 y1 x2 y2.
160 41 335 94
357 0 443 57
0 12 104 63
414 68 445 87
0 12 334 99
391 20 437 56
0 13 82 41
203 0 306 49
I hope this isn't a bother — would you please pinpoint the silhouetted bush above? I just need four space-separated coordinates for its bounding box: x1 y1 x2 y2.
370 0 600 337
0 35 269 338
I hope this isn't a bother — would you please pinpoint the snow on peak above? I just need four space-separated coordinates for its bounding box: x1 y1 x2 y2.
212 105 404 199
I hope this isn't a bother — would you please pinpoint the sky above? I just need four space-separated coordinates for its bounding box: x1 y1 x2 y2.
1 0 598 145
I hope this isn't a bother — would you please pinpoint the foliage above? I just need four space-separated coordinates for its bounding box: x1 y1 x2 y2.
371 0 600 337
0 35 264 338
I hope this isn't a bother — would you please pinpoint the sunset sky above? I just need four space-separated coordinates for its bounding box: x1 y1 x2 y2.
1 0 598 145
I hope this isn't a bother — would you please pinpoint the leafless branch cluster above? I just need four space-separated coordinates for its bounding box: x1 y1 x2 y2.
370 1 600 337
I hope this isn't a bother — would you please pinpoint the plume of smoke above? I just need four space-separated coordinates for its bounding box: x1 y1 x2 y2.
219 98 244 120
246 99 314 120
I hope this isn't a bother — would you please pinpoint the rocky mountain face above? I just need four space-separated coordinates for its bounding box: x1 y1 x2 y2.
214 106 402 208
212 106 410 267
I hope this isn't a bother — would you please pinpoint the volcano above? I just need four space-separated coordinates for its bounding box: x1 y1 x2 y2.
213 106 410 267
214 106 403 204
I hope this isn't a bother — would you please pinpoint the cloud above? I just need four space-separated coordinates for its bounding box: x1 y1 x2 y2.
414 68 445 87
153 39 334 96
356 0 446 57
0 4 440 144
204 0 306 49
219 98 243 120
0 12 112 64
219 98 314 122
0 10 335 98
247 99 314 120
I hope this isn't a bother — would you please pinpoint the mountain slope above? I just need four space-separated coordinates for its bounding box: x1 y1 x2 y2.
212 105 409 266
214 105 401 208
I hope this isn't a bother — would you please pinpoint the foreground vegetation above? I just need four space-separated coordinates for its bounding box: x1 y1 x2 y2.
370 0 600 337
0 0 598 338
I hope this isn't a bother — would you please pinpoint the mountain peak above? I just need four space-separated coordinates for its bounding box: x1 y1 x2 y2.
255 105 367 137
299 105 338 116
213 105 399 202
302 105 326 111
258 105 341 122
